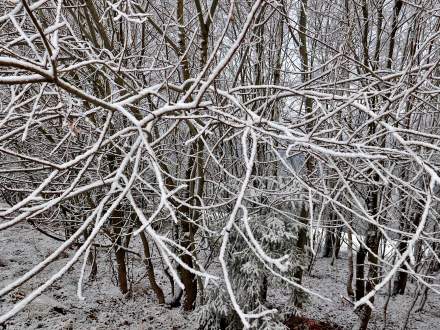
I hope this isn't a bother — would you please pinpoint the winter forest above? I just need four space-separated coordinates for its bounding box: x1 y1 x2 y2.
1 0 440 329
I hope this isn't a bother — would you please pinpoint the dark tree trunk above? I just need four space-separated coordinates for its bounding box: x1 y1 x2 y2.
393 239 409 295
178 200 198 310
356 191 382 329
323 229 334 258
323 223 342 260
292 0 313 309
393 270 409 295
346 230 354 298
355 247 366 301
394 198 422 295
111 208 128 294
179 252 197 310
139 230 165 304
88 246 98 281
82 225 97 281
334 232 342 259
293 205 309 308
358 230 381 329
115 246 128 294
260 276 268 303
323 205 343 265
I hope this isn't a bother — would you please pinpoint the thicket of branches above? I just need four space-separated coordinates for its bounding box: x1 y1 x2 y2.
1 0 440 329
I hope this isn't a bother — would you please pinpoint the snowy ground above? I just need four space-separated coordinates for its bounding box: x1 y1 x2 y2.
1 220 439 329
301 256 440 329
0 222 195 330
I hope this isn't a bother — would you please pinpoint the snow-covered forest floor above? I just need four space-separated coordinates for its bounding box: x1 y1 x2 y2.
301 258 440 329
0 222 193 330
1 221 439 330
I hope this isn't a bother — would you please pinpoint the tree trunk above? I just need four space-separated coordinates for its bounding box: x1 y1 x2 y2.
179 246 197 310
111 209 128 294
355 247 366 301
293 205 309 308
323 229 334 258
292 0 313 309
347 230 354 298
139 231 165 304
357 231 381 329
323 221 342 261
393 244 409 295
394 199 422 295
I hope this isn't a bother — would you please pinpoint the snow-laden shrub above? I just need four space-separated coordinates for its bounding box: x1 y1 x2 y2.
197 215 307 329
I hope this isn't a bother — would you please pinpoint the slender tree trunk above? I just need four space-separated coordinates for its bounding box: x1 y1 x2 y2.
112 209 128 294
323 229 335 258
174 0 199 310
358 231 381 329
293 205 309 308
347 230 354 298
292 0 313 308
393 242 409 295
394 200 422 295
139 231 165 304
355 247 366 301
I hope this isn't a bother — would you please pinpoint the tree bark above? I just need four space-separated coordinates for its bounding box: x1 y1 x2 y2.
139 231 165 304
355 247 366 301
111 209 128 294
347 230 354 298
